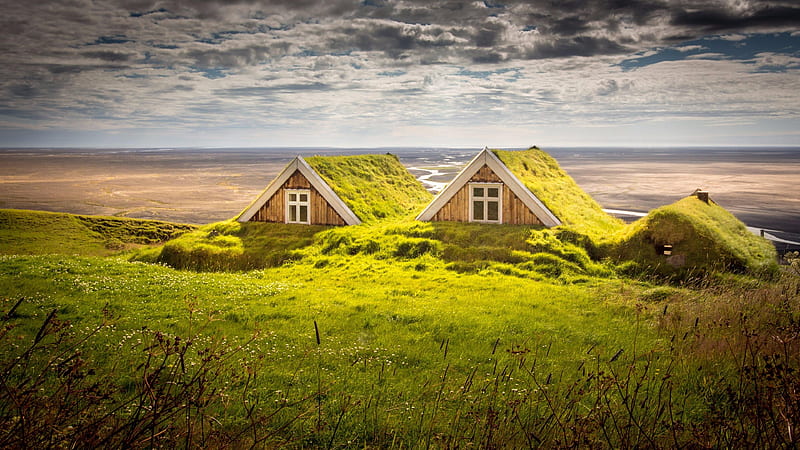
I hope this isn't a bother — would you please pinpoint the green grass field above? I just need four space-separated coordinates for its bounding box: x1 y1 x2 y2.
0 208 798 448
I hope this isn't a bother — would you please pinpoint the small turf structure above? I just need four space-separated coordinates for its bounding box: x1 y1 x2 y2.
610 193 778 278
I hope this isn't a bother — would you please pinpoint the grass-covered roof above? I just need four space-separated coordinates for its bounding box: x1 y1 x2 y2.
611 196 777 277
492 147 624 238
305 154 432 222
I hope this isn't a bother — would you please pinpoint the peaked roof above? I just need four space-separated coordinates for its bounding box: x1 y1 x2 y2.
237 156 361 225
416 147 561 227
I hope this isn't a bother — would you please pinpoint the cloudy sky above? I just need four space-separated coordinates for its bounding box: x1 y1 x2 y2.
1 0 799 148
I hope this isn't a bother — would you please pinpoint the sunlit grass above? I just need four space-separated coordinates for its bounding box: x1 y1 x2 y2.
493 147 625 239
0 209 194 256
306 153 433 222
0 206 797 447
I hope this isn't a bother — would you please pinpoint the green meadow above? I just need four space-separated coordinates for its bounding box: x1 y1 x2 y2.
0 208 798 448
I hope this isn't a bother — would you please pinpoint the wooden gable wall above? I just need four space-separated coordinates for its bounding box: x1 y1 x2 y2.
431 165 544 225
248 170 347 225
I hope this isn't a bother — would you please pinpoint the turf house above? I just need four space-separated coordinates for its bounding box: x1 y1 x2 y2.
416 147 561 226
238 154 432 225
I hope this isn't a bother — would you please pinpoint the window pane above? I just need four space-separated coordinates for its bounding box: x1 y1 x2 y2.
299 205 308 223
473 201 484 220
487 187 499 198
473 187 483 197
289 193 297 202
299 193 308 202
487 201 499 221
289 205 297 222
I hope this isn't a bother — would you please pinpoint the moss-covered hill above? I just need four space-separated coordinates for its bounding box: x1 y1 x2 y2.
492 148 624 238
0 209 194 256
610 196 778 278
305 154 433 222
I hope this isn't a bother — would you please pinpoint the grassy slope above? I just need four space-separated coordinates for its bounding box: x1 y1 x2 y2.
305 153 433 222
0 209 193 256
135 220 328 271
0 252 665 446
492 148 625 238
0 209 796 447
612 196 777 277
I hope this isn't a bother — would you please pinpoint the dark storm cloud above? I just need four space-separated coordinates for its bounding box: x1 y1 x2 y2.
670 5 800 32
122 0 360 20
83 50 135 62
524 36 631 60
328 21 460 59
5 0 799 77
9 84 39 99
47 64 129 74
474 23 504 48
185 44 283 69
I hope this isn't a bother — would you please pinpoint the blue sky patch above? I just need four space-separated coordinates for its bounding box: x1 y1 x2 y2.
378 70 406 77
190 66 227 80
618 32 800 71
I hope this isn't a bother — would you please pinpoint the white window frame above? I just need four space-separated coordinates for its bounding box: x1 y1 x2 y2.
469 182 502 223
285 189 311 224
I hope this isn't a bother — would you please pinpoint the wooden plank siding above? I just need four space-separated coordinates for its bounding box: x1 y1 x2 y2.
249 170 347 225
431 164 544 225
503 185 544 225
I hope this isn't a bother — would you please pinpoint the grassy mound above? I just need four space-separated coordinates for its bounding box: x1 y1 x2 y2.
493 147 624 238
312 220 611 282
0 209 193 256
132 220 326 271
305 154 433 222
610 196 778 278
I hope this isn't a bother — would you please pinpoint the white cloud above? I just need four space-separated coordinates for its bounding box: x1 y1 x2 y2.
686 52 729 59
675 45 705 52
716 34 748 41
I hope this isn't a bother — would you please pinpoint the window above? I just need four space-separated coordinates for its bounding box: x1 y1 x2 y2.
286 189 310 224
656 244 673 256
469 183 502 223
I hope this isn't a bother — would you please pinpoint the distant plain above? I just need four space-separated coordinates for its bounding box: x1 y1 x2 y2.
0 147 797 233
